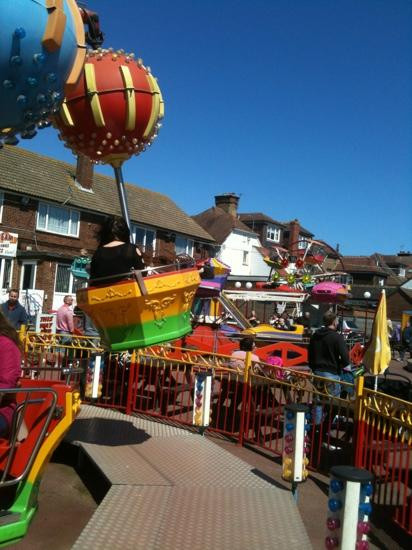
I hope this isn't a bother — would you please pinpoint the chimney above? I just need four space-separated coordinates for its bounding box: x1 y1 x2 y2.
75 154 94 190
288 219 300 256
214 193 240 218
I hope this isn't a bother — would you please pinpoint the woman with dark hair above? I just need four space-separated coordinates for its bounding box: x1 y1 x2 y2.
90 216 145 280
0 311 22 437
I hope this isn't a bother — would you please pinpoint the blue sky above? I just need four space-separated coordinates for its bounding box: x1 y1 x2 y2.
20 0 412 255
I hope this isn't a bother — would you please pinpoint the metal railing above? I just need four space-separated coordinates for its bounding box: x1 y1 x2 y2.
355 384 412 535
18 331 412 537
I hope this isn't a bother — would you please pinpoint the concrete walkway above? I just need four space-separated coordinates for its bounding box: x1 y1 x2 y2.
66 406 312 550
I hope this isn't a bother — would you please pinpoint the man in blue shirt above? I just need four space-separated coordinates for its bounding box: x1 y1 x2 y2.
1 289 28 330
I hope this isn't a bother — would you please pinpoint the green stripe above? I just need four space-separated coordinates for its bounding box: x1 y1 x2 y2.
0 480 39 547
99 312 192 351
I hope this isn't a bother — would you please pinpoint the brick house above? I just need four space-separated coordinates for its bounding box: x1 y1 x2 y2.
341 253 412 322
0 146 214 313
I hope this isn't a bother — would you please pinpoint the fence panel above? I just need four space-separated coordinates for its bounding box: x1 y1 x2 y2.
357 388 412 535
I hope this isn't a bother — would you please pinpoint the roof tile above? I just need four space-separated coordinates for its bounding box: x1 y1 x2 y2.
0 146 214 242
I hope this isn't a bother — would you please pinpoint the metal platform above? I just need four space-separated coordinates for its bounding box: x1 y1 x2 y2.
69 406 312 549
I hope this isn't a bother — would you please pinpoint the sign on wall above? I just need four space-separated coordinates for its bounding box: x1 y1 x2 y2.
0 232 18 258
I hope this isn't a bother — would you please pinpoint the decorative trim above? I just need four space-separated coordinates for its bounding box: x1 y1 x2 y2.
84 63 105 127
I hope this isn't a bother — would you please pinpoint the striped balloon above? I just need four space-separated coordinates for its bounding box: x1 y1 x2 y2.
54 47 164 166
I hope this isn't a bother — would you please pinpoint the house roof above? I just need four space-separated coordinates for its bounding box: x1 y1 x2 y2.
192 207 257 244
0 146 214 242
238 212 285 227
282 220 314 237
341 256 388 276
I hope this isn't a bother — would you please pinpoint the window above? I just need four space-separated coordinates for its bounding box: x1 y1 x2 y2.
298 238 307 250
54 263 81 294
175 236 194 256
266 225 281 243
131 224 156 253
242 251 249 265
0 192 3 223
20 261 36 290
37 202 80 237
0 258 13 289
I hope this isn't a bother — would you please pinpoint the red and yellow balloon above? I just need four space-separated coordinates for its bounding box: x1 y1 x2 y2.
54 48 164 166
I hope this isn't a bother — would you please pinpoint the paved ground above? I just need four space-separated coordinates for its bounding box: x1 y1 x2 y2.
10 433 405 549
14 462 97 550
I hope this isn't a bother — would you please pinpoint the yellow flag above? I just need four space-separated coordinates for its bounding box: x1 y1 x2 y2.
363 290 391 375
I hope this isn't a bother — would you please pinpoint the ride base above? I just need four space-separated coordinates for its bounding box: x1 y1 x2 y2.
66 405 313 549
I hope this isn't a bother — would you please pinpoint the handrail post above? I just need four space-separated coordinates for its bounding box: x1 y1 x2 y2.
353 375 365 467
126 351 137 416
238 350 252 446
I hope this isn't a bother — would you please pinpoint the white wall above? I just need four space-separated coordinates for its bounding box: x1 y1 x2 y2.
217 230 271 278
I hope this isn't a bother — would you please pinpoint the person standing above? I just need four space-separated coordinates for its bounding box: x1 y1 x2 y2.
308 311 350 397
56 295 74 335
1 289 28 330
0 311 22 436
55 295 74 366
401 321 412 363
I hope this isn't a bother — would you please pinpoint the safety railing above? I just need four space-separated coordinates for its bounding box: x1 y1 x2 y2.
21 331 102 386
18 332 412 539
355 385 412 535
244 366 356 471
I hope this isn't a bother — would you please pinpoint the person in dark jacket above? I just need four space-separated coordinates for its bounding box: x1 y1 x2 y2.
308 311 350 397
1 289 28 330
400 321 412 362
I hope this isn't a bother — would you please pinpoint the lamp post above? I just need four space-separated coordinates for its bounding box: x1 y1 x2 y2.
363 291 371 339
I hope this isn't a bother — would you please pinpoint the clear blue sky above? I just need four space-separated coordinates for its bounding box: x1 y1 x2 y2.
20 0 412 255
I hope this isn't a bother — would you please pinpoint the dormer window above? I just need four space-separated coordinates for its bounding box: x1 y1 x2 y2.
266 225 281 243
37 202 79 237
298 238 307 249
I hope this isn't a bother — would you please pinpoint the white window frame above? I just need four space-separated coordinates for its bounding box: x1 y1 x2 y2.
54 263 77 295
298 238 307 250
0 192 3 223
36 201 80 238
175 236 194 256
131 224 156 254
20 260 37 290
266 225 281 243
242 251 249 265
0 258 13 290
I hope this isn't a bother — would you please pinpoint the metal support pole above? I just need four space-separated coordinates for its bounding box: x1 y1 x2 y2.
113 165 132 242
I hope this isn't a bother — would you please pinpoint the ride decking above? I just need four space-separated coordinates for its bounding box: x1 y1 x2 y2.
66 405 312 549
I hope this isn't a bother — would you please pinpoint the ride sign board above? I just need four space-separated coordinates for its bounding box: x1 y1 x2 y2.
0 231 18 257
224 290 307 303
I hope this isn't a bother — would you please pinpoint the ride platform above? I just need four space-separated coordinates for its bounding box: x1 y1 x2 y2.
66 405 312 549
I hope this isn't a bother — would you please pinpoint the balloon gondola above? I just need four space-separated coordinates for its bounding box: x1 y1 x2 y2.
54 47 200 350
77 264 200 352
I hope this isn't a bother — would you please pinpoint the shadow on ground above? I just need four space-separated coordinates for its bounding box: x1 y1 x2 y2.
66 418 151 446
